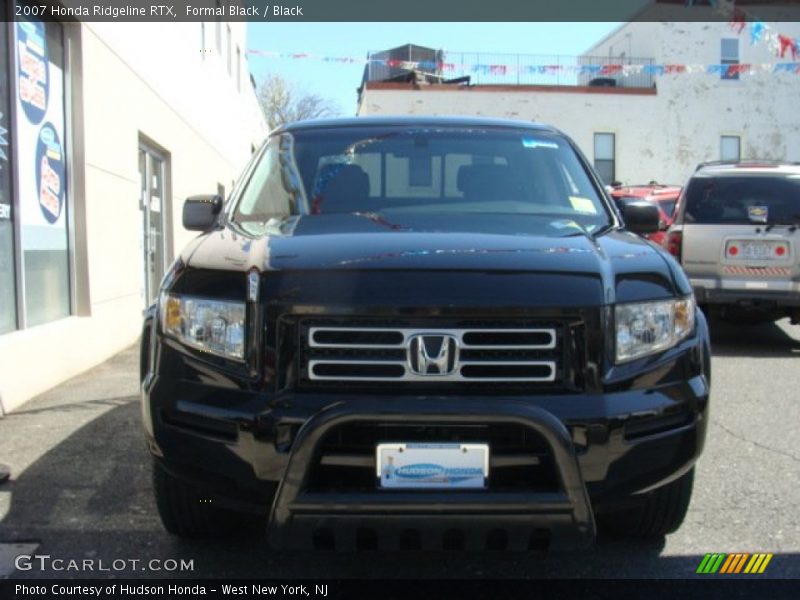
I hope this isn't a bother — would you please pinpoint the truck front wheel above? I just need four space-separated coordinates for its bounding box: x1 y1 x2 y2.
597 467 695 539
152 460 266 539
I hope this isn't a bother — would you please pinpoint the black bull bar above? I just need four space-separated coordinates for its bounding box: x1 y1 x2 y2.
267 399 596 551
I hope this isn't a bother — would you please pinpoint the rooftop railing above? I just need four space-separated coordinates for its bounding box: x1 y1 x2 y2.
365 51 656 89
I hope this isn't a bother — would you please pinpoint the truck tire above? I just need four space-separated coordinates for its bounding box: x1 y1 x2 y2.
152 460 265 538
598 468 694 539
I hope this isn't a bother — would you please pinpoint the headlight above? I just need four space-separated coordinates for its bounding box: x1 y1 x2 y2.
160 293 246 361
615 295 695 363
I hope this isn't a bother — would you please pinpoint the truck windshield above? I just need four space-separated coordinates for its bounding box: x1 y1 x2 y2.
233 126 612 232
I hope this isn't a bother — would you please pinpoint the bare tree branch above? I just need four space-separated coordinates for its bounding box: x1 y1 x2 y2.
257 73 340 131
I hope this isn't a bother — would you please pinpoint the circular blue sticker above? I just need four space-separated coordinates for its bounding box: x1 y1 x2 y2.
35 123 64 224
16 20 49 125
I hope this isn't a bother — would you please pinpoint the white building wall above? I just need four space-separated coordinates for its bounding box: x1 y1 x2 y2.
85 22 267 253
583 22 656 65
0 22 267 414
599 21 800 175
360 21 800 187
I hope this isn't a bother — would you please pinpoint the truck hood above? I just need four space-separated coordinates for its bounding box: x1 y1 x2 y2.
183 213 684 304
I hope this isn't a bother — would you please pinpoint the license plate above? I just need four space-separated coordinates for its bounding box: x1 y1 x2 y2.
376 443 489 489
726 240 789 261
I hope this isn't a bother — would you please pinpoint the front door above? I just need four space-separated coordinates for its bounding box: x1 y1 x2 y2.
138 145 166 307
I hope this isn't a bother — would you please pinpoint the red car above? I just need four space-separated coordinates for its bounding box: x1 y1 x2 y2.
610 184 682 246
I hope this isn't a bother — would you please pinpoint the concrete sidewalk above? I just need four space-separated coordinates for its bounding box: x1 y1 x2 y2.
0 346 140 481
0 346 141 579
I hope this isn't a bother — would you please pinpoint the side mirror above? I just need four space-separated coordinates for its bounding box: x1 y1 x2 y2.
183 195 223 231
621 200 660 235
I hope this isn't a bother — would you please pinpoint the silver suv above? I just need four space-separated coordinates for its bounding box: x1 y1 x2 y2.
667 161 800 323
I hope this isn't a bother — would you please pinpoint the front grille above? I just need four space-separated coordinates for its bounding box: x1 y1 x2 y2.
307 422 560 494
300 320 562 385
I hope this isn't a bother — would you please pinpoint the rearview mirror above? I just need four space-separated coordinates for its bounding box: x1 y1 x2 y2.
183 195 223 231
621 201 660 235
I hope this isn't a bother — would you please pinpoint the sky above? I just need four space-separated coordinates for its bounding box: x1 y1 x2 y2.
246 23 623 115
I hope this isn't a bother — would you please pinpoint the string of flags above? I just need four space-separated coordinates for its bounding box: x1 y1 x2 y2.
247 1 800 78
686 0 799 60
246 50 800 77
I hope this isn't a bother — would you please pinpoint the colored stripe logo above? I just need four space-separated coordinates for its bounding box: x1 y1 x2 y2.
697 553 773 574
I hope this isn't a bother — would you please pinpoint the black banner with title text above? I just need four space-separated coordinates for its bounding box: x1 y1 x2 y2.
2 578 800 600
11 0 800 23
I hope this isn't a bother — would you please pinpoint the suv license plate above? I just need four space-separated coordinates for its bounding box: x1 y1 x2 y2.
376 443 489 489
727 240 789 261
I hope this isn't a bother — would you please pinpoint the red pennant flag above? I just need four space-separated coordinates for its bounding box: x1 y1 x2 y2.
600 64 622 75
778 35 799 60
726 64 751 77
729 9 747 34
664 64 687 74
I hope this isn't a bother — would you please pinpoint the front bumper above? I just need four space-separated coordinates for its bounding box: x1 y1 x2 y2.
144 374 709 551
691 276 800 307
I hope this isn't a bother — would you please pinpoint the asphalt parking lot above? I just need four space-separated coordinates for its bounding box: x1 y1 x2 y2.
0 315 798 580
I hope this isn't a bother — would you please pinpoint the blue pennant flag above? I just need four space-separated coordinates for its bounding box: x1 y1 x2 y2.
750 22 765 45
644 64 665 75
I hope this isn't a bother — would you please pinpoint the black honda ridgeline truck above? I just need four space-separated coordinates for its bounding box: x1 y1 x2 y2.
140 117 710 551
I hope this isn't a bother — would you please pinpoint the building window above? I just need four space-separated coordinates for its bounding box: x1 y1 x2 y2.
10 18 71 328
593 133 615 184
0 20 16 333
226 25 232 75
720 135 741 161
236 46 241 91
721 38 739 80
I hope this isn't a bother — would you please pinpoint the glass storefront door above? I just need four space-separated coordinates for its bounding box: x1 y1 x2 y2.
138 145 166 307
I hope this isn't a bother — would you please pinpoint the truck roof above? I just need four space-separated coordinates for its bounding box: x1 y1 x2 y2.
694 160 800 176
277 115 560 134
